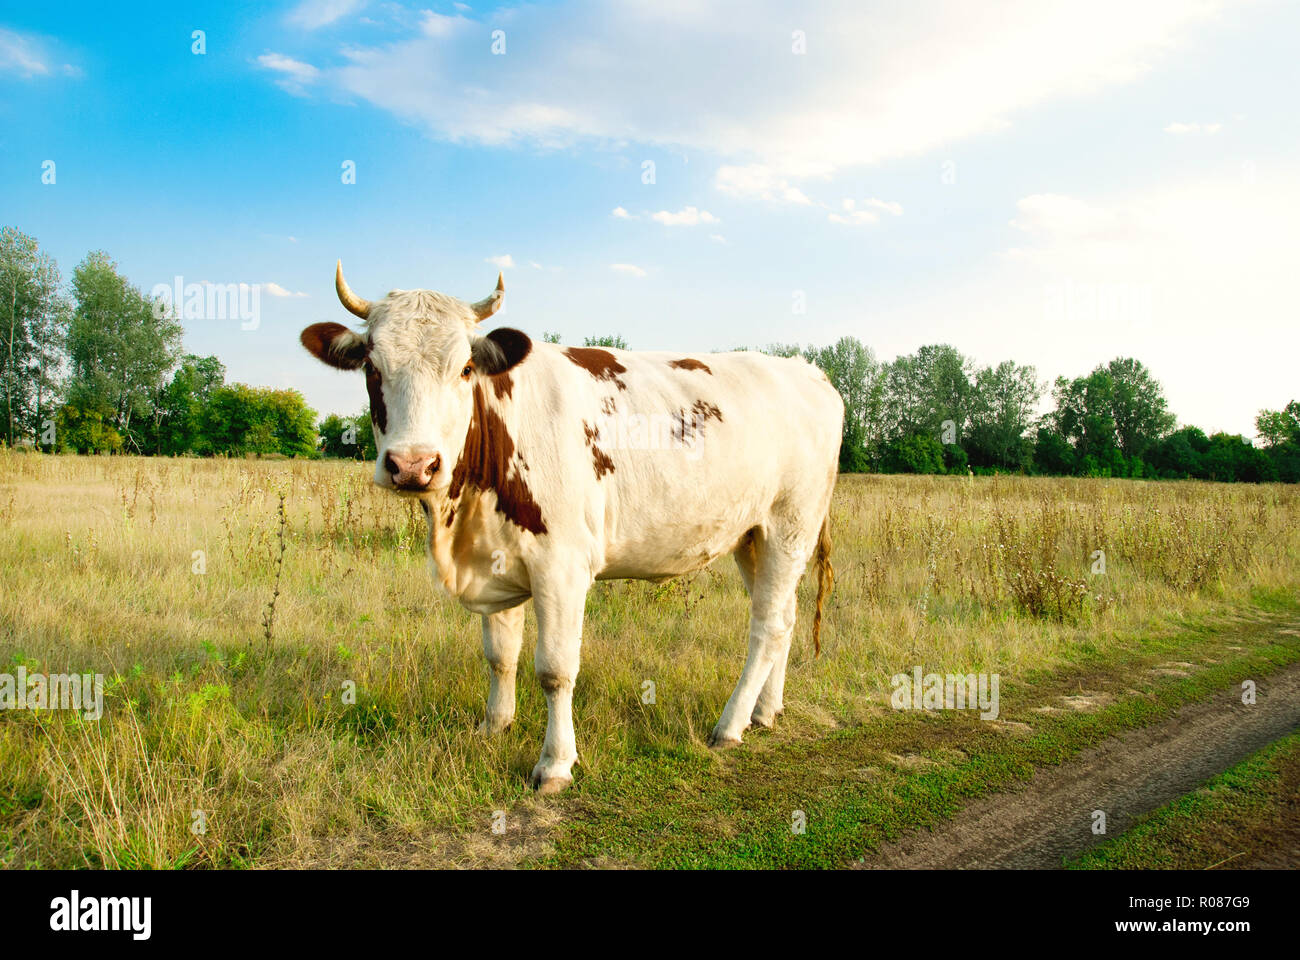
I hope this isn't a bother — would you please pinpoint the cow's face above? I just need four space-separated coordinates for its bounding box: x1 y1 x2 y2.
300 262 530 494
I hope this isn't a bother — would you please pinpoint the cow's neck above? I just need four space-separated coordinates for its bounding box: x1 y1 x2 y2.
424 378 544 597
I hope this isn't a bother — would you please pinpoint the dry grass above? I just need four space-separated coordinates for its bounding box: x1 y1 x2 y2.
1 451 1297 868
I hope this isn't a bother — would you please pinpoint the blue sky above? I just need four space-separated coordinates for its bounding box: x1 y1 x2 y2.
2 0 1297 435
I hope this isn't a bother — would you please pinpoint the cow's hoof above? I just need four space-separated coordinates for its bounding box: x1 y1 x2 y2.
530 769 573 795
476 717 512 735
535 776 572 796
708 730 743 749
749 711 779 730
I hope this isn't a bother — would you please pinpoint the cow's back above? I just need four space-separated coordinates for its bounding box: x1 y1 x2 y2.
514 344 841 581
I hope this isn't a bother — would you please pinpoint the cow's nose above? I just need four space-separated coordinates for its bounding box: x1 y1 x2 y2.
384 450 441 491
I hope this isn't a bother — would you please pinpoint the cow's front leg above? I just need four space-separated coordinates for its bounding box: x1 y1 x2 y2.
529 573 588 794
477 604 526 735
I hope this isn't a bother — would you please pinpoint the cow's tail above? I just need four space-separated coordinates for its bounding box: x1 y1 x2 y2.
812 511 834 658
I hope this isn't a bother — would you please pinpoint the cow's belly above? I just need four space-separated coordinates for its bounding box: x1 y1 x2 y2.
595 512 755 581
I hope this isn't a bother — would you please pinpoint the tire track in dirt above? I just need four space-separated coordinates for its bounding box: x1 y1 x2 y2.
860 661 1300 870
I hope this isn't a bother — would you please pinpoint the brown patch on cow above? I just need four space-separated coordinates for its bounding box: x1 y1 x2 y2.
668 358 712 374
364 359 388 432
450 384 547 535
564 347 627 390
445 506 456 527
692 399 723 422
599 396 617 416
672 398 723 444
591 446 615 479
581 420 616 480
489 371 514 400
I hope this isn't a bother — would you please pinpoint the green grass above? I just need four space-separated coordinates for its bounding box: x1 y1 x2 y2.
1066 725 1300 870
536 592 1300 868
2 452 1298 868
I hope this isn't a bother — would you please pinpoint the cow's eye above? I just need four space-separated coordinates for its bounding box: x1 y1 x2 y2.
461 363 473 379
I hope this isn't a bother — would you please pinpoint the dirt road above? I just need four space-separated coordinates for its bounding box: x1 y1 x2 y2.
862 662 1300 869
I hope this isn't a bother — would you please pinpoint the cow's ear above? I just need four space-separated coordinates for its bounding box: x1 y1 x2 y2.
471 327 532 375
301 322 366 370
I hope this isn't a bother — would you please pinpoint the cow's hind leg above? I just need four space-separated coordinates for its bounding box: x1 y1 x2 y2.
478 604 526 734
711 530 805 746
732 536 791 730
750 592 796 729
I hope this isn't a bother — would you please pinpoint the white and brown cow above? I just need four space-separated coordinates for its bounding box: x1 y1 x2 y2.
301 263 842 793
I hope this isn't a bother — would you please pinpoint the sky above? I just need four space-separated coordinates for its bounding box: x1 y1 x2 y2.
1 0 1297 435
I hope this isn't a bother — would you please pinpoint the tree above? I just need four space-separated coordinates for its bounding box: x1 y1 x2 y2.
583 334 628 349
66 251 182 450
882 344 974 446
1049 359 1176 474
1256 401 1300 482
1051 370 1120 465
881 432 945 474
1032 425 1075 475
1256 401 1300 448
1204 433 1276 483
354 408 377 460
56 403 124 454
967 361 1041 471
806 336 884 472
149 354 225 455
0 227 68 446
1105 357 1176 460
200 384 317 457
1150 426 1210 479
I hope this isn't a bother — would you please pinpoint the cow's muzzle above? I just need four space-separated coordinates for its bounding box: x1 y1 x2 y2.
384 450 441 492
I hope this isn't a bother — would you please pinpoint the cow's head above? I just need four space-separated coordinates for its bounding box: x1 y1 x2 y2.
300 261 531 494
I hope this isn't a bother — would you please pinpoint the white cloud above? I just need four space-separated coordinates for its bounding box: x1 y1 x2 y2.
273 0 1224 185
828 196 903 224
257 53 320 95
709 234 728 244
864 197 903 216
1164 121 1223 135
264 282 309 298
486 254 515 269
287 0 366 30
611 206 635 220
650 206 719 227
0 28 51 78
715 165 813 205
610 263 646 277
828 210 878 226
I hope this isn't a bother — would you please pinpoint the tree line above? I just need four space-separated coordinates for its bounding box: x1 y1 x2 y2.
2 227 1296 482
1 228 318 457
757 338 1298 483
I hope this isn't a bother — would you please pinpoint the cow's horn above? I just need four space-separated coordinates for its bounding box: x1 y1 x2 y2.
335 260 371 320
472 272 504 321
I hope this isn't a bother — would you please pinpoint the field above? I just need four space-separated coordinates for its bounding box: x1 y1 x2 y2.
1 450 1298 868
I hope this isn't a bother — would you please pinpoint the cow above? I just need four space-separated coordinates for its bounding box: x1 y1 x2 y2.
301 262 842 793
